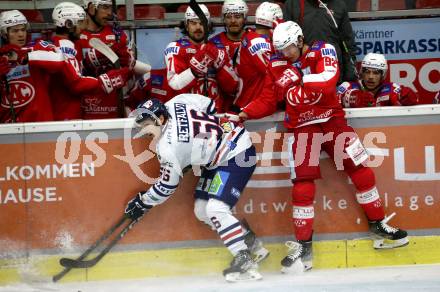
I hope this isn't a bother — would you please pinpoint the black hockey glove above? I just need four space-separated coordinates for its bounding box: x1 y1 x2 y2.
124 192 152 221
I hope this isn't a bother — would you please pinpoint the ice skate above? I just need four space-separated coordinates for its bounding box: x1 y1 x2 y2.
281 240 312 274
369 212 409 249
223 249 262 282
242 219 270 263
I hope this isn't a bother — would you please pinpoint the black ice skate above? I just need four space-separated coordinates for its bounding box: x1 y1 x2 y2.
242 219 270 263
281 240 312 274
369 212 409 249
223 249 262 282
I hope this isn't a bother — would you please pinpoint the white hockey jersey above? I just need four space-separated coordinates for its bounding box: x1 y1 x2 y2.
140 94 252 207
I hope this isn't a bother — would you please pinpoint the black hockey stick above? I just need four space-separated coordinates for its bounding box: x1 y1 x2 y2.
52 215 129 282
189 0 210 96
59 218 138 269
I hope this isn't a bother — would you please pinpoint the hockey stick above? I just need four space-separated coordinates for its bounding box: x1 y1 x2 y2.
89 37 120 67
189 0 210 96
317 0 359 79
88 37 125 118
52 215 129 282
59 218 138 269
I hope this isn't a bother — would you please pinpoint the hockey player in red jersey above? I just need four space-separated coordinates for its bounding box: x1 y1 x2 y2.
48 2 87 120
338 53 419 108
232 2 283 110
210 0 249 62
239 21 409 273
78 0 135 119
164 4 239 113
0 9 131 123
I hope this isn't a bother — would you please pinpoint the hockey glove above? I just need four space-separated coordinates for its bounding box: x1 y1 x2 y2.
125 192 152 220
342 89 376 108
399 86 419 106
113 43 136 69
205 43 227 70
98 67 132 94
190 47 213 77
0 56 10 78
275 67 302 98
0 44 29 65
84 48 113 73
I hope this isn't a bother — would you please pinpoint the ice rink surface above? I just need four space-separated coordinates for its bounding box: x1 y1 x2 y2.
1 264 440 292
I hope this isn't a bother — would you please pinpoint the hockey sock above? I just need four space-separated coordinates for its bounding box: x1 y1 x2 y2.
206 199 247 256
349 167 385 221
292 181 315 241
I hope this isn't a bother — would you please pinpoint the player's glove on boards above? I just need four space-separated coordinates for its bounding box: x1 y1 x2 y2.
125 192 152 220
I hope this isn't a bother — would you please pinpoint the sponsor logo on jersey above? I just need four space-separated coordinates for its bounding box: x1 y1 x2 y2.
377 95 390 103
105 35 116 41
1 80 35 108
151 75 164 86
174 103 190 142
249 42 271 55
208 171 229 195
164 46 180 56
186 48 196 54
321 48 337 57
272 60 287 67
60 46 77 57
6 65 30 81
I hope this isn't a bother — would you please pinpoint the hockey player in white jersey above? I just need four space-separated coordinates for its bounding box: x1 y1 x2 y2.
124 94 268 282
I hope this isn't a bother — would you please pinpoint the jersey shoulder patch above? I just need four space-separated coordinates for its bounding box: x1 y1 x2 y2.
164 42 180 56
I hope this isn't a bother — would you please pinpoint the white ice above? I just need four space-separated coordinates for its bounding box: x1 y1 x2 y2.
1 264 440 292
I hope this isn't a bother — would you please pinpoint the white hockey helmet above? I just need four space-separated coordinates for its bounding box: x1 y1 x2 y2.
53 2 86 28
185 4 210 23
362 53 388 76
255 2 283 28
83 0 112 9
222 0 248 17
273 21 303 51
0 10 28 36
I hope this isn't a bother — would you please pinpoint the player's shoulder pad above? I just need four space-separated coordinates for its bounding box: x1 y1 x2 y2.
248 37 271 55
379 82 393 94
270 54 288 67
310 40 326 51
209 39 225 49
177 37 191 47
164 41 180 56
319 43 337 58
336 81 353 94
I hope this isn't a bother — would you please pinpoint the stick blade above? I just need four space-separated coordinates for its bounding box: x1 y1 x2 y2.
89 37 119 65
59 257 95 269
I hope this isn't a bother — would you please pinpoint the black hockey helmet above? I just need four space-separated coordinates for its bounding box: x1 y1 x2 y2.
133 98 169 126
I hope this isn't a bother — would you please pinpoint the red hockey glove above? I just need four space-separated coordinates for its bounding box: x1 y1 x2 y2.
189 46 213 77
399 86 419 106
98 67 132 94
84 48 113 73
0 44 29 65
0 56 10 78
112 43 135 69
342 89 376 108
275 67 302 93
205 43 227 70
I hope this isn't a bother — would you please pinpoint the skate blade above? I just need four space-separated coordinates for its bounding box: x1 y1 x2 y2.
281 258 312 274
225 270 262 282
253 247 270 263
373 237 409 249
